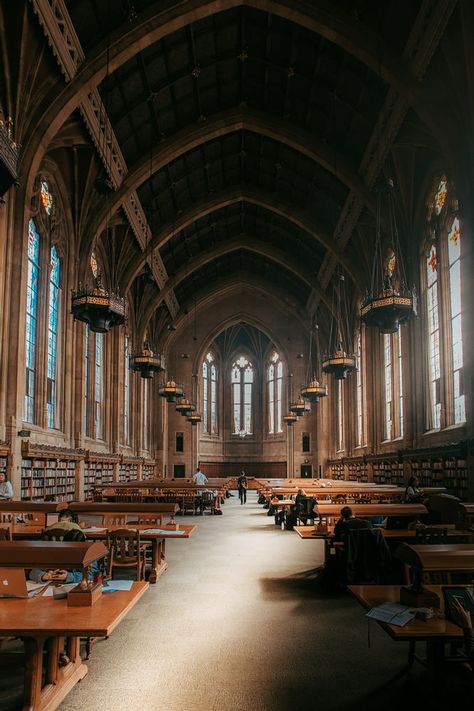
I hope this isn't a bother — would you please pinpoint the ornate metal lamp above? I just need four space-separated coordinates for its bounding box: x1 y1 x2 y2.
129 341 164 379
71 275 125 333
361 179 417 334
158 378 184 403
289 398 309 417
176 398 196 416
282 413 298 426
187 412 202 426
322 273 356 380
300 322 328 403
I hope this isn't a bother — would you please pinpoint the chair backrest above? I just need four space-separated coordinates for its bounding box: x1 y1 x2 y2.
0 525 12 541
42 527 87 542
107 528 141 563
415 527 448 544
201 491 214 504
301 498 317 515
343 528 391 584
103 514 128 526
136 514 162 526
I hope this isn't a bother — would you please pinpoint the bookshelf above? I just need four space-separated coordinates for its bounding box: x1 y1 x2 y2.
20 442 81 502
369 456 405 486
403 444 468 500
346 458 369 483
142 460 156 480
119 457 140 483
327 459 345 480
84 452 117 500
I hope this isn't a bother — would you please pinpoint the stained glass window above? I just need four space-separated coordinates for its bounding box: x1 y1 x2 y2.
40 180 53 215
267 352 283 434
398 330 404 438
142 379 149 450
124 335 130 444
232 356 253 434
84 325 89 434
434 178 447 215
337 380 344 451
25 219 40 423
202 353 217 434
94 333 103 439
47 246 60 428
90 252 98 279
355 330 364 447
426 244 441 428
447 218 465 423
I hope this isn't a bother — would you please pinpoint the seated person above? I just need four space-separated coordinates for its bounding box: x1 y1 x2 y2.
404 476 426 503
293 488 307 511
333 506 373 541
29 509 89 584
0 472 13 500
451 598 474 670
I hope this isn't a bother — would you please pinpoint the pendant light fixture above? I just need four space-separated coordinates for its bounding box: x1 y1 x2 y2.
300 320 328 403
158 378 184 404
176 398 196 416
129 341 165 378
322 272 356 380
360 179 416 333
284 372 299 426
71 29 125 333
186 372 202 425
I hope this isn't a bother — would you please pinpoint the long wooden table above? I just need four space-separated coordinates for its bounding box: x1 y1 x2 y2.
12 523 196 584
348 584 464 683
0 581 148 711
265 486 446 503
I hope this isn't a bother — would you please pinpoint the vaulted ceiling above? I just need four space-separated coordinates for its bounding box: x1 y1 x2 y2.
14 0 460 339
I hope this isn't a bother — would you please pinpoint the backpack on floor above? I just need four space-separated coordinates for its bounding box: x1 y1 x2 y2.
285 511 298 530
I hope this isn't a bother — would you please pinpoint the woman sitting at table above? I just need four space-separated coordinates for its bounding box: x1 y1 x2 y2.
404 476 426 504
29 509 88 584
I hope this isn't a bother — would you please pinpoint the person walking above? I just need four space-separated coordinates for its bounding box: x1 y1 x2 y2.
237 471 248 504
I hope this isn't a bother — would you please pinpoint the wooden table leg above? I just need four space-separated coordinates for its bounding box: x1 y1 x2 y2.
22 637 45 711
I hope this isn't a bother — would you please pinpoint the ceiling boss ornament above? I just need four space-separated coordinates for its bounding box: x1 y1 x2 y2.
361 179 417 334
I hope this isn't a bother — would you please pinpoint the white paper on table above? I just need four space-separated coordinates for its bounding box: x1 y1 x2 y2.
103 580 134 591
141 528 186 535
366 602 415 627
81 526 107 532
42 583 77 597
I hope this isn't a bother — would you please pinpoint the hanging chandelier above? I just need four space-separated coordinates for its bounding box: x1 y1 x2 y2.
283 413 298 426
361 178 416 334
187 412 202 426
300 322 328 403
129 341 164 378
158 378 184 403
289 398 309 417
71 275 125 333
322 273 356 380
176 398 196 416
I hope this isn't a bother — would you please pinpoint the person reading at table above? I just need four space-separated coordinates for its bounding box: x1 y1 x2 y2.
404 476 426 504
451 598 474 670
333 506 373 541
0 472 13 500
29 510 89 584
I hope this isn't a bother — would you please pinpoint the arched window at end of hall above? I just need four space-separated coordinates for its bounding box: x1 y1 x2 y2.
424 175 465 430
232 356 253 435
267 351 283 434
202 352 218 434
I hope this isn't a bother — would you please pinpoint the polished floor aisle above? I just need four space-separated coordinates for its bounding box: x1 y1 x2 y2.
59 494 409 711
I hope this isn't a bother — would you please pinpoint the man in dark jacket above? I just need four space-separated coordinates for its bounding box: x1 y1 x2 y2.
333 506 373 540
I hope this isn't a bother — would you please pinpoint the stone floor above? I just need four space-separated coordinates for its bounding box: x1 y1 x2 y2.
59 494 413 711
1 494 436 710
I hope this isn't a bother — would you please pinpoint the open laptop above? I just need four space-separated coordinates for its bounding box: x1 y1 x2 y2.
0 568 28 598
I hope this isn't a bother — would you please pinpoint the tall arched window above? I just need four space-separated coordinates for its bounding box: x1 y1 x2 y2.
84 253 106 440
47 246 61 428
25 219 40 423
202 352 218 434
267 351 283 434
424 176 465 429
382 331 404 441
123 335 130 444
355 329 365 447
232 356 253 435
336 380 344 452
142 379 149 450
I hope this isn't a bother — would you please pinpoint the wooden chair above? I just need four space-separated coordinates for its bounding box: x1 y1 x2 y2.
106 528 147 580
415 527 448 544
42 528 86 542
135 514 162 526
103 514 128 526
182 494 197 516
0 525 11 540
